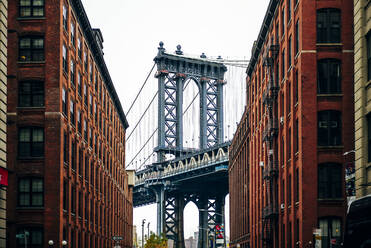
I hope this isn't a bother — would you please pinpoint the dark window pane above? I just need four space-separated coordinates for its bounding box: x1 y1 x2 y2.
317 9 341 43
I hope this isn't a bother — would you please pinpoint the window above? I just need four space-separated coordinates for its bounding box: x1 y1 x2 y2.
70 22 75 47
318 163 342 199
317 8 341 43
294 70 298 103
318 110 342 146
276 23 279 44
368 114 371 162
84 51 88 71
64 132 69 164
19 81 44 107
77 72 82 96
77 38 82 59
63 181 68 210
288 174 292 206
281 7 285 36
85 156 89 182
17 227 43 247
63 5 68 31
89 94 92 114
19 37 44 61
287 0 291 22
318 217 342 248
317 59 341 94
70 60 75 87
71 140 76 170
18 178 43 207
84 83 87 105
77 110 81 133
288 36 292 67
367 32 371 81
89 63 93 82
295 168 299 202
78 149 83 176
70 99 75 125
19 0 44 17
84 119 87 141
78 192 83 217
281 49 285 80
295 20 299 55
19 127 44 157
295 119 299 152
62 44 68 72
288 127 291 159
71 185 76 214
89 128 92 147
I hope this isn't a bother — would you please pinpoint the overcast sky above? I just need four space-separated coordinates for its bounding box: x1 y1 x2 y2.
81 0 270 241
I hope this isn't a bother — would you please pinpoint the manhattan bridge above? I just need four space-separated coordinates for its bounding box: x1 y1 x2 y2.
125 42 247 248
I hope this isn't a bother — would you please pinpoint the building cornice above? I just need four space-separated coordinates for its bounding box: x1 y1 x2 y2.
246 0 279 77
70 0 129 129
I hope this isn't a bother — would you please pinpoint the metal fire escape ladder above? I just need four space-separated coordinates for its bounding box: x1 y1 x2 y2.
262 39 279 247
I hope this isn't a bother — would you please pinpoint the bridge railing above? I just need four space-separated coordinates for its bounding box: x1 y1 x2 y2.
135 152 229 186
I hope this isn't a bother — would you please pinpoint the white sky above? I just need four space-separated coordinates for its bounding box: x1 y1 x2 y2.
81 0 270 241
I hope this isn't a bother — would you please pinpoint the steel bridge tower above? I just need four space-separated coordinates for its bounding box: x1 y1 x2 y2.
152 42 228 248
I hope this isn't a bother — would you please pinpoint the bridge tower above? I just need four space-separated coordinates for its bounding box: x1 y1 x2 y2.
153 42 227 248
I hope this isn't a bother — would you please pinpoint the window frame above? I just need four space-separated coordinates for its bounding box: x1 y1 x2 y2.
18 81 44 107
19 0 45 18
317 8 341 43
19 36 44 62
18 177 44 207
318 110 342 146
18 127 44 158
16 226 44 247
317 59 341 94
318 163 342 199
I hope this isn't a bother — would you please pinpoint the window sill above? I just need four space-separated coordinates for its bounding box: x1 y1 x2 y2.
317 94 343 97
17 17 46 21
16 207 44 210
316 43 342 47
18 156 44 161
18 61 45 65
317 145 343 150
317 198 344 202
17 106 45 110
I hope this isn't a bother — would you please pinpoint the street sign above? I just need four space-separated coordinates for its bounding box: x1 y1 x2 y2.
112 236 123 241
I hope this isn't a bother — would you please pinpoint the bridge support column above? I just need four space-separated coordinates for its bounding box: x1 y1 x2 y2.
175 194 185 248
155 186 165 235
198 198 209 248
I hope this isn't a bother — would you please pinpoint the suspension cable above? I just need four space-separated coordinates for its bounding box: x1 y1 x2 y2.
126 91 158 141
125 63 156 117
126 128 158 169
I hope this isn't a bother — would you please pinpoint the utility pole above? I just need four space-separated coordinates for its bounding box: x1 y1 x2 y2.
142 219 146 248
147 222 150 239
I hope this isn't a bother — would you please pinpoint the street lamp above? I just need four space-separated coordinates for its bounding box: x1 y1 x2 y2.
47 240 67 247
142 219 146 248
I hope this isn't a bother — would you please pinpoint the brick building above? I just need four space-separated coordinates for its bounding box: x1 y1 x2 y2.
353 0 371 198
6 0 133 247
229 0 354 247
0 0 7 246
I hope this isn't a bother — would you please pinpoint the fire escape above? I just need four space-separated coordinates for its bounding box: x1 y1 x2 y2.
262 39 279 247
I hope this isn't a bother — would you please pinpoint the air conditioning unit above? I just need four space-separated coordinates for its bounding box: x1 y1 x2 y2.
259 161 264 167
280 116 284 125
280 203 285 209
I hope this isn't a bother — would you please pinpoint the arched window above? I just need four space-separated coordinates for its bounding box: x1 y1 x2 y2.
317 8 341 43
318 110 341 146
317 59 341 94
318 163 342 199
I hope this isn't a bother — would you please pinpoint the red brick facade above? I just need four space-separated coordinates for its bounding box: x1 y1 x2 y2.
229 0 354 247
7 1 133 247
